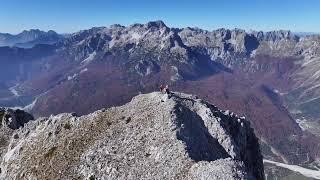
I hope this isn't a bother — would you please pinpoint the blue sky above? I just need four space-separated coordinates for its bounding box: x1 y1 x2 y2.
0 0 319 34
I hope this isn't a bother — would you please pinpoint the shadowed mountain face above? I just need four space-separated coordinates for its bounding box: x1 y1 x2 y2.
1 21 320 167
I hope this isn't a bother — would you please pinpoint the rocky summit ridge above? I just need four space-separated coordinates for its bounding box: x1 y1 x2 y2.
0 92 264 179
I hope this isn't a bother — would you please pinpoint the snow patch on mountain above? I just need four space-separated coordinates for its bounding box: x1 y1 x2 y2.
9 86 19 97
81 51 96 65
296 117 309 131
80 68 88 74
67 73 78 80
130 32 142 41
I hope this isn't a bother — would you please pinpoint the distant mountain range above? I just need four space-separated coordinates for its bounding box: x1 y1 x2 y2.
293 32 319 36
0 28 317 48
0 29 64 48
1 21 320 179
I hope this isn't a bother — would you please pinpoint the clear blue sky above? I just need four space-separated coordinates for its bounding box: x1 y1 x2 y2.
0 0 319 34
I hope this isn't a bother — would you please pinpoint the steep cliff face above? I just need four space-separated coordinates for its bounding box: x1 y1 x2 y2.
0 92 264 179
0 107 34 167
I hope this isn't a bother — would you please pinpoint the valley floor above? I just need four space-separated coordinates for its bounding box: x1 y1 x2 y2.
264 159 320 179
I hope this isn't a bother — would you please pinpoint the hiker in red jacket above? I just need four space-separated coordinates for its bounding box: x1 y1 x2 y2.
159 84 164 93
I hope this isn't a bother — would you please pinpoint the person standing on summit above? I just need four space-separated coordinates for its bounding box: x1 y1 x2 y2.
160 84 171 102
159 84 164 93
165 85 170 95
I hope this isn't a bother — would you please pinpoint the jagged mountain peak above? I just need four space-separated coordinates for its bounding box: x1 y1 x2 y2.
47 30 59 34
56 21 317 79
144 20 168 29
250 30 299 41
109 23 124 28
20 29 42 34
0 92 264 179
263 30 299 41
61 21 303 56
0 29 63 48
17 29 59 38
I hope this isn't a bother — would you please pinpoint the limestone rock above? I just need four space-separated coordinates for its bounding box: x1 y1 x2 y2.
0 92 264 179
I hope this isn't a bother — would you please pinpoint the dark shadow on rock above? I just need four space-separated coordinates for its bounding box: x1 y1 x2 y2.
1 108 34 130
172 101 230 162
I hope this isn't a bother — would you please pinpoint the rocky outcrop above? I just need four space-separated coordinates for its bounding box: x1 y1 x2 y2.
0 107 34 169
0 92 264 179
0 108 34 130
